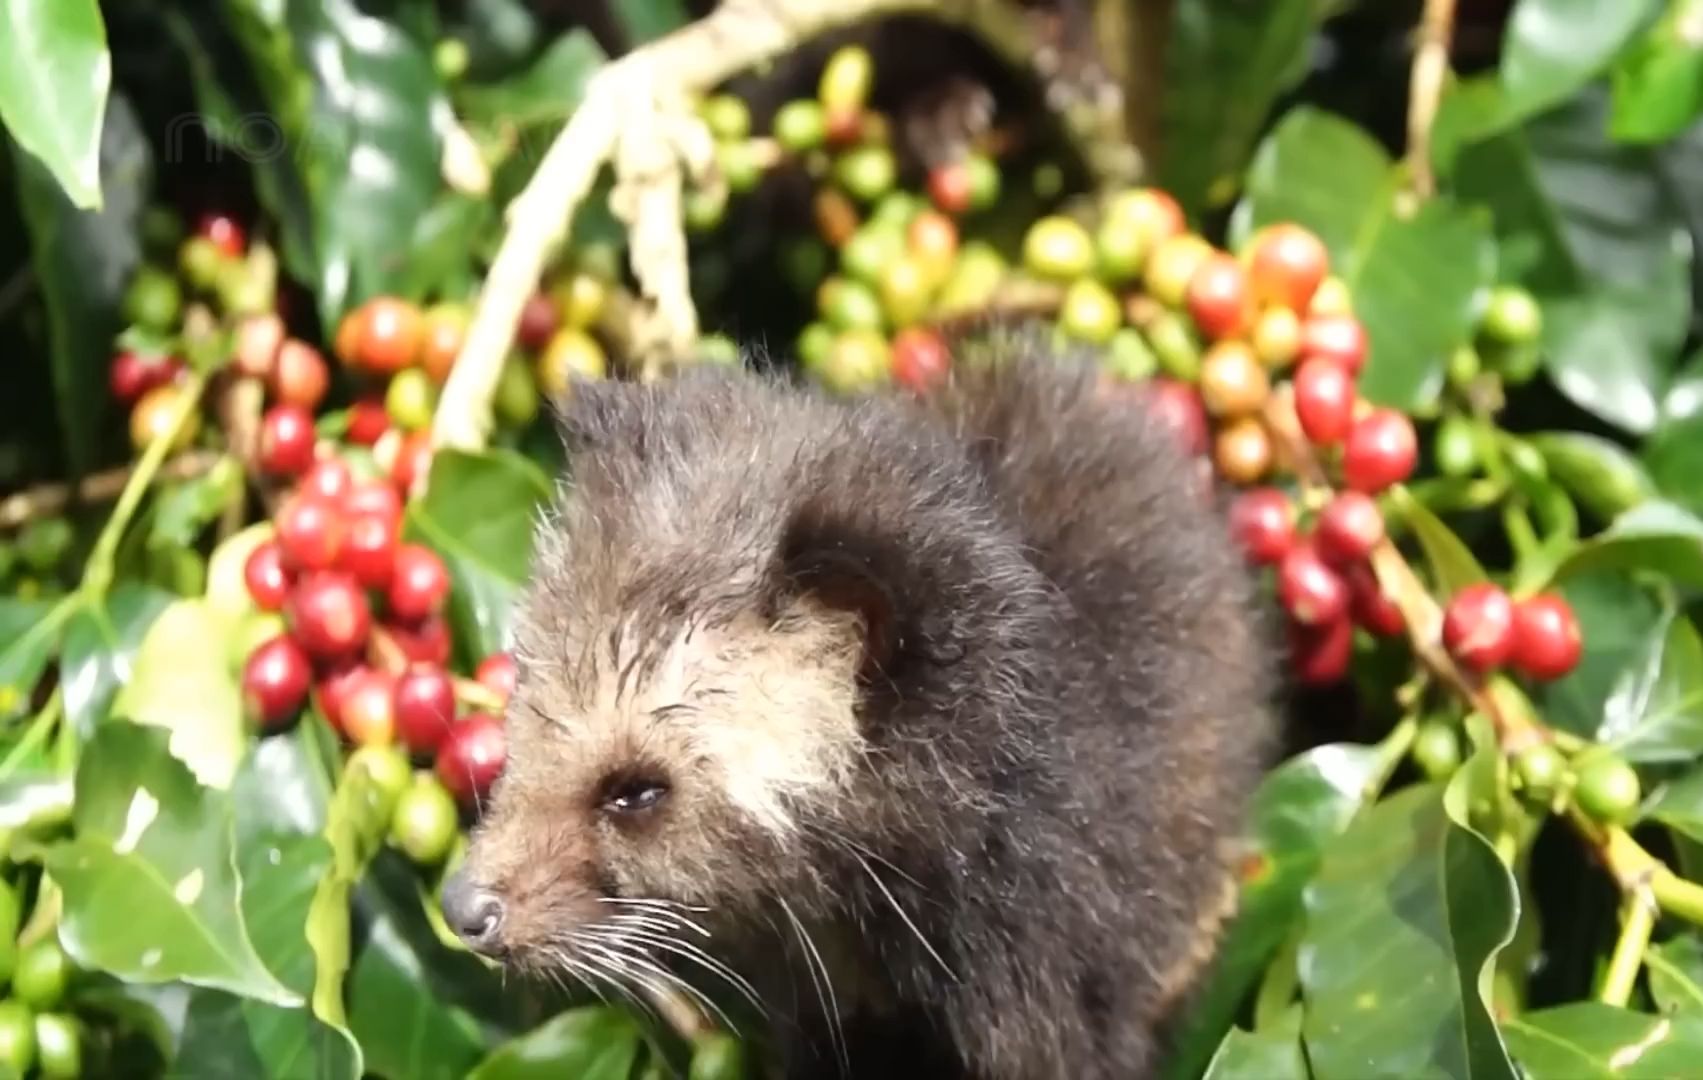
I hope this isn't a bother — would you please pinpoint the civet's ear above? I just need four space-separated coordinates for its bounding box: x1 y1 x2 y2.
777 517 903 687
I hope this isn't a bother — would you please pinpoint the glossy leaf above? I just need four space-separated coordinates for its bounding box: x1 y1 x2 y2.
1445 83 1691 435
1159 0 1321 216
1645 765 1703 845
1644 414 1703 519
1527 432 1657 523
38 724 297 1006
467 1007 642 1080
1201 1006 1307 1080
348 853 523 1079
1234 108 1493 411
112 599 246 790
1161 743 1382 1080
1612 0 1703 143
1595 604 1703 763
1663 352 1703 425
224 0 447 326
174 836 361 1079
1298 782 1517 1080
12 92 149 475
0 596 73 723
1502 1003 1703 1077
405 448 551 662
0 0 111 208
1499 0 1661 124
1556 501 1703 589
230 716 337 850
1391 487 1490 596
59 582 173 739
458 30 604 128
1646 936 1703 1015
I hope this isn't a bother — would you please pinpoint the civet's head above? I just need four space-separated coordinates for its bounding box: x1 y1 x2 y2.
441 367 1028 973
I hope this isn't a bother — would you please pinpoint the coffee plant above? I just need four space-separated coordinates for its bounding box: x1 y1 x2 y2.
2 0 1703 1076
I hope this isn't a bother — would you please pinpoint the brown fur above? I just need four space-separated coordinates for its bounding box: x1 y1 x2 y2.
449 334 1281 1079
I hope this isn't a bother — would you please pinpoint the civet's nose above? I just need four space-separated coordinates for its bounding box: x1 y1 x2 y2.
441 870 506 955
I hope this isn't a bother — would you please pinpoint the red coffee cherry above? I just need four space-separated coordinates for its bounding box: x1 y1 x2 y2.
1292 359 1355 446
1228 488 1296 565
1142 378 1209 456
891 328 951 394
437 713 507 807
1346 564 1404 638
1289 615 1353 686
271 339 330 410
1279 543 1349 627
346 398 391 446
315 660 367 735
1342 409 1418 494
1186 252 1253 340
242 635 312 729
274 493 346 572
394 664 457 755
259 404 317 476
388 544 450 621
927 162 972 215
1511 593 1583 681
340 512 400 590
1442 582 1516 673
339 668 398 747
1247 223 1328 313
1299 313 1368 375
343 479 403 532
388 615 453 667
286 571 372 660
196 211 247 257
476 652 517 704
1315 491 1386 566
243 540 293 611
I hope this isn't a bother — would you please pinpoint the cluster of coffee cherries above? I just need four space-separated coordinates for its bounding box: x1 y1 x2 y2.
236 453 509 862
0 883 88 1080
108 211 262 452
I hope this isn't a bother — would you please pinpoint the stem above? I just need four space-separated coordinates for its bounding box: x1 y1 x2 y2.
81 375 208 598
1598 887 1655 1007
0 690 63 784
1367 715 1420 800
0 450 223 532
1652 867 1703 927
1501 504 1539 563
452 677 506 715
1404 0 1458 198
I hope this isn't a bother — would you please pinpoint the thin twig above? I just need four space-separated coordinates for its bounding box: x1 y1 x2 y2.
1404 0 1458 198
0 450 224 532
1598 886 1656 1006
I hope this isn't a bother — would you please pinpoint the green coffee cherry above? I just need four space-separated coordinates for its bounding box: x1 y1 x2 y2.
1411 719 1462 781
774 100 826 153
385 368 438 432
1433 416 1480 478
123 266 183 332
834 146 897 203
700 94 751 142
1145 312 1200 382
964 154 1000 211
13 939 69 1011
1095 215 1147 283
819 330 890 395
818 46 873 114
32 1013 79 1080
823 280 885 333
495 353 541 428
0 1002 34 1077
797 322 834 372
1060 279 1121 345
1446 345 1481 391
1513 744 1566 804
1481 285 1542 347
878 257 933 327
840 226 903 286
684 186 728 233
1104 328 1158 382
1022 216 1095 281
717 142 762 195
178 236 225 292
390 774 461 865
1574 754 1640 826
16 519 72 574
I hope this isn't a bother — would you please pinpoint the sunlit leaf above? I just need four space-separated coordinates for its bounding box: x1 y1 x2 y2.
0 0 111 208
1503 1003 1703 1078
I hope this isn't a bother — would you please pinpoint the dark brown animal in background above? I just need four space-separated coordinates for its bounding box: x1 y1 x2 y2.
443 336 1280 1079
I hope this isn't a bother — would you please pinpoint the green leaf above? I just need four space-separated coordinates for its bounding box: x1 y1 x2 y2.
1646 765 1703 845
1390 487 1490 596
0 596 74 724
394 193 498 303
1537 572 1664 742
12 92 149 475
1527 432 1657 522
1201 1006 1308 1080
1663 351 1703 425
1161 743 1382 1080
610 0 689 45
230 717 337 849
149 459 244 553
0 0 111 208
1556 501 1703 588
223 0 448 327
1503 1003 1703 1077
1647 936 1703 1015
1612 0 1703 143
348 852 525 1079
173 835 362 1079
1499 0 1661 124
59 583 173 740
1298 781 1517 1080
39 724 297 1006
1645 414 1703 519
1158 0 1322 216
1233 107 1493 411
112 599 246 790
1596 605 1703 763
0 773 73 833
1445 83 1691 435
468 1007 642 1080
459 30 604 128
405 448 552 662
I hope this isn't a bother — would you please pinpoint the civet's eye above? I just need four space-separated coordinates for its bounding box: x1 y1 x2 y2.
598 773 670 817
